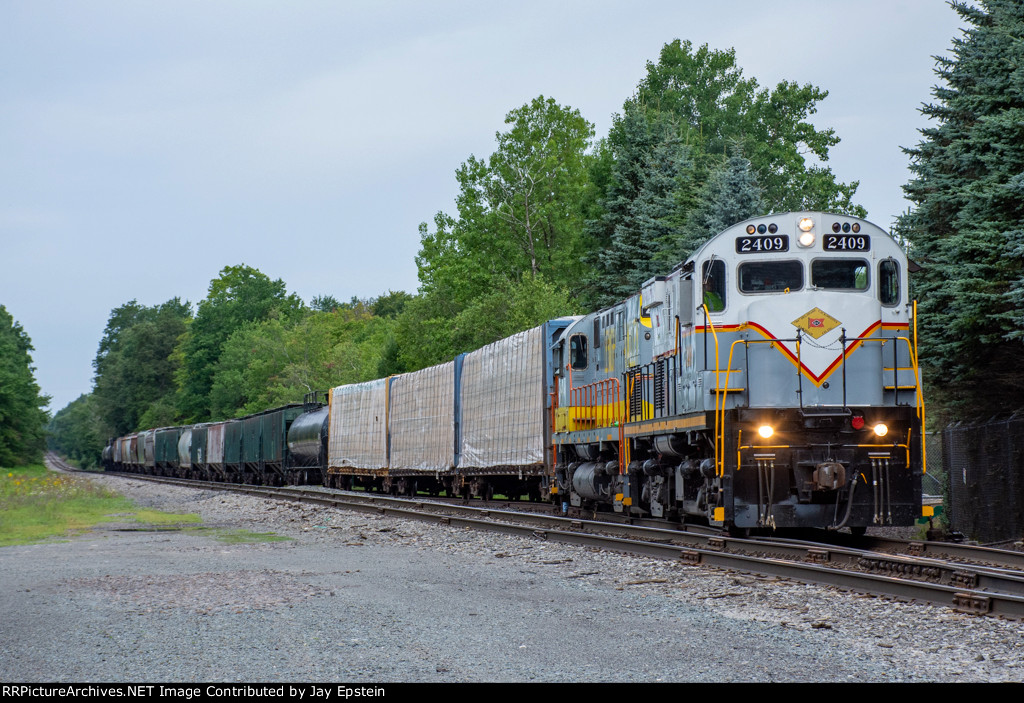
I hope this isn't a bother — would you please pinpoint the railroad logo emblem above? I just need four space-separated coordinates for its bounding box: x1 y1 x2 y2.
792 307 840 339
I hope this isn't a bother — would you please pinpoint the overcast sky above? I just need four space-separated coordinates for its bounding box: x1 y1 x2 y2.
2 1 967 413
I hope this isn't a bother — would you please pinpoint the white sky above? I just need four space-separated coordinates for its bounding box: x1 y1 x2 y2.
0 1 967 413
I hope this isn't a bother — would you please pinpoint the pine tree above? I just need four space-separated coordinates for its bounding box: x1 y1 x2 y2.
898 0 1024 419
676 149 764 260
592 108 694 305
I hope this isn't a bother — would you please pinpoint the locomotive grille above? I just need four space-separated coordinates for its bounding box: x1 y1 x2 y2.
627 369 643 420
654 359 666 415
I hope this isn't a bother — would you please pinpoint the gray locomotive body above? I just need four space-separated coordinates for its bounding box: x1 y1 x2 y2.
552 212 925 531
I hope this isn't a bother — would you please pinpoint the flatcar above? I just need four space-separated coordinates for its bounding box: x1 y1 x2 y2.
106 211 927 533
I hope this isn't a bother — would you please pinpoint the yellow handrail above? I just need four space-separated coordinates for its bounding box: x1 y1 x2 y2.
717 339 747 476
702 304 723 476
900 299 927 472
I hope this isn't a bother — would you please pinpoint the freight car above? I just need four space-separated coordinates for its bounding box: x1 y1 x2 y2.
106 212 927 533
320 320 575 500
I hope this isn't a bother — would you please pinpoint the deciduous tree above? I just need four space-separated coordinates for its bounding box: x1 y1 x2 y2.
0 306 49 465
93 298 191 435
175 265 304 421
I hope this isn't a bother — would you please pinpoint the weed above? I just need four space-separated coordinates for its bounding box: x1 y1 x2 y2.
0 466 198 546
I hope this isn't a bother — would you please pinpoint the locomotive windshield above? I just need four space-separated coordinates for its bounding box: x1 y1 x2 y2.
738 261 803 293
811 258 868 290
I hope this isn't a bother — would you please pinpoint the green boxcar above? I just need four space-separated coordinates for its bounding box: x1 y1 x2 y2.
190 424 210 480
225 420 244 482
242 414 262 467
155 427 181 476
240 404 305 485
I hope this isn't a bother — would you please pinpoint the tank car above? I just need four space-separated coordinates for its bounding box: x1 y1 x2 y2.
286 392 330 486
551 212 925 532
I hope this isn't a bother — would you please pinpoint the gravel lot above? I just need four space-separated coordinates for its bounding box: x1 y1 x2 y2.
1 473 1021 683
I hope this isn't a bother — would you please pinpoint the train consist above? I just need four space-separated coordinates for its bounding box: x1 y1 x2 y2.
105 212 927 532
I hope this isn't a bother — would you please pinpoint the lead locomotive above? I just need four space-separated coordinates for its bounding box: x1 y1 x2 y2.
553 212 924 531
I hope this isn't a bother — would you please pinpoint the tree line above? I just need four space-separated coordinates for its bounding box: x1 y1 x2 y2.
48 9 1024 464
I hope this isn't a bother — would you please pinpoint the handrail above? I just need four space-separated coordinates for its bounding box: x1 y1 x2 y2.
566 364 621 430
717 339 747 476
896 335 927 474
914 300 927 473
715 325 923 477
702 304 723 476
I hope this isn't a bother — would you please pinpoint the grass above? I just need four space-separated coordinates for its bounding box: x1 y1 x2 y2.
0 464 212 547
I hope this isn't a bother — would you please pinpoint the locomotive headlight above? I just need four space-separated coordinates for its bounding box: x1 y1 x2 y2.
758 425 774 439
873 423 889 437
797 218 815 247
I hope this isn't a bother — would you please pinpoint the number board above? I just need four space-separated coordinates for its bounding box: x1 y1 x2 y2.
735 235 789 254
823 234 870 251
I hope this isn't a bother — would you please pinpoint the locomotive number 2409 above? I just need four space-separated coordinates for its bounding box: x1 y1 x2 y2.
735 235 789 253
823 234 871 251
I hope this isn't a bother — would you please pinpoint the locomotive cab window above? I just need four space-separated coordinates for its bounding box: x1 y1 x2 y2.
738 261 803 293
701 260 726 311
811 258 868 291
879 259 900 306
569 334 588 370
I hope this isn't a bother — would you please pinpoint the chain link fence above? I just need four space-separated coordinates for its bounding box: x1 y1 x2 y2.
942 414 1024 543
923 431 945 498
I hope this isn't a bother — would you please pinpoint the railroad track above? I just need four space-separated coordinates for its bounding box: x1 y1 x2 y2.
52 455 1024 619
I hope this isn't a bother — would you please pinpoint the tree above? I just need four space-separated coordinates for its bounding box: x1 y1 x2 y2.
0 306 50 465
897 0 1024 419
675 149 765 260
403 97 594 366
92 298 191 436
310 295 341 313
392 276 577 371
632 40 864 214
208 303 399 418
370 290 413 319
175 265 304 421
417 96 595 305
584 40 863 307
596 108 695 303
487 96 595 280
48 394 104 469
